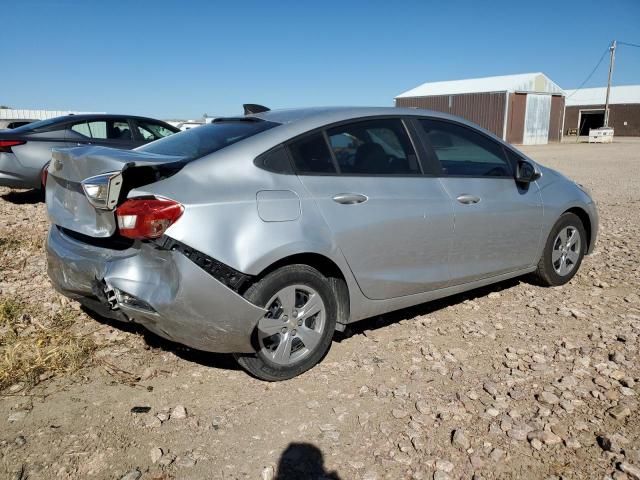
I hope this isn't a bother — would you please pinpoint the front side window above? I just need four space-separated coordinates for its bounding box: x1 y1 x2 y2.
419 119 511 177
135 121 175 141
327 119 420 175
288 133 336 174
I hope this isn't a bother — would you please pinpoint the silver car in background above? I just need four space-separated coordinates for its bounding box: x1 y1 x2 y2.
45 107 598 380
0 114 178 190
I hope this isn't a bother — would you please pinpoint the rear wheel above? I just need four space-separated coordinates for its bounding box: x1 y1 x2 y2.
234 265 337 381
534 213 586 286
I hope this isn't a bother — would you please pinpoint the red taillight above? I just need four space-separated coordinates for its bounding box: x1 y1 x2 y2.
0 140 26 153
115 197 184 240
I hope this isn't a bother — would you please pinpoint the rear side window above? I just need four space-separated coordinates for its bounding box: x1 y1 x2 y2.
70 120 133 140
327 119 420 175
255 145 294 174
419 119 511 177
137 120 278 160
288 133 336 174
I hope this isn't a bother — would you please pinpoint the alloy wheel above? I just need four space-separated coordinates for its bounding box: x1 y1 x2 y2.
552 226 582 276
257 285 326 366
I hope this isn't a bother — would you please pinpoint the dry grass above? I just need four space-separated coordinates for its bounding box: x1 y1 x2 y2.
0 230 44 253
0 229 45 274
0 298 97 391
0 236 23 252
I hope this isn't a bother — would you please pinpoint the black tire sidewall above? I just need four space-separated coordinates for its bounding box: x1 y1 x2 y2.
235 265 337 381
541 213 586 286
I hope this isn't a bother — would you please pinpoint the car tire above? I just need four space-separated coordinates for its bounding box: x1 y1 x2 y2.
233 264 337 381
534 212 586 287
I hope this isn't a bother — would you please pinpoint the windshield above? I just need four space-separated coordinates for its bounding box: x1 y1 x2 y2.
11 116 71 132
136 119 279 160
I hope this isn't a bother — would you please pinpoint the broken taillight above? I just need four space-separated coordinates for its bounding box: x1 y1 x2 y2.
116 197 184 240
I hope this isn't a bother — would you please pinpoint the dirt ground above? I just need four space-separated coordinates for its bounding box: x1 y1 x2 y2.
1 138 639 480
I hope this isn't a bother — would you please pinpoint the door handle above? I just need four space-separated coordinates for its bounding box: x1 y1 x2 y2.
456 194 481 205
332 193 368 205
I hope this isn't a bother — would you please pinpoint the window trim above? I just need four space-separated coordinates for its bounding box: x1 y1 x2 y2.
285 115 430 178
322 130 342 174
416 117 516 179
130 118 147 142
502 145 526 174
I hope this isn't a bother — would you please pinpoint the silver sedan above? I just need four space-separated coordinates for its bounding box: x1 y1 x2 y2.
0 114 178 189
45 106 598 380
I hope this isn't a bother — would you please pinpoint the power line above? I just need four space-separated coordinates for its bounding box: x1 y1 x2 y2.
618 41 640 48
565 46 610 99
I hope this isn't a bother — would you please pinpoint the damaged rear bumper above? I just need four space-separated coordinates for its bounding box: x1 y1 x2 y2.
46 226 265 353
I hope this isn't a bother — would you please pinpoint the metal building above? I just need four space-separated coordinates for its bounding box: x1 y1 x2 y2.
0 108 99 123
564 85 640 137
395 73 565 145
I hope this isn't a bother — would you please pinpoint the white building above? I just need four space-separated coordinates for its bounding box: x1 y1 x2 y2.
395 73 566 145
563 86 640 136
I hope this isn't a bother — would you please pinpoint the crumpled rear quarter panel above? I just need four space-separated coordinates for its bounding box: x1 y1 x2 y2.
47 226 266 353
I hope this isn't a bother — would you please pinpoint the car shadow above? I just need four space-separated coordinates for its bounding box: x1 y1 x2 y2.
1 188 43 204
335 276 522 340
275 442 341 480
81 307 242 371
81 275 525 373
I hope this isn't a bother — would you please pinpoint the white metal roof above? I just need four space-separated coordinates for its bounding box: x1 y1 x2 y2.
564 85 640 106
396 72 564 98
0 109 99 120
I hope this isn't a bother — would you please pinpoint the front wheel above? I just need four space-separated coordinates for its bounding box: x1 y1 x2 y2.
534 212 586 286
234 265 337 381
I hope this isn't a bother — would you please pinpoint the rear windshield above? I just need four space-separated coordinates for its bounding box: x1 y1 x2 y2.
11 116 70 132
136 119 279 160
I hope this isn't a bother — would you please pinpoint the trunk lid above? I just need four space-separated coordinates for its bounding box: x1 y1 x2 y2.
46 146 184 238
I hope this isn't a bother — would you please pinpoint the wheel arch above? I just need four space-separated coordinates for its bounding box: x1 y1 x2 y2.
244 252 351 330
563 207 592 254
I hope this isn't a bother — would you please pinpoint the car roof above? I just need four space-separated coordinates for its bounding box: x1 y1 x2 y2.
6 113 180 134
50 113 173 123
255 106 458 121
251 106 476 130
245 106 502 145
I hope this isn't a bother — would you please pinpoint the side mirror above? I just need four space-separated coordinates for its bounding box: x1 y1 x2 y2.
516 160 541 183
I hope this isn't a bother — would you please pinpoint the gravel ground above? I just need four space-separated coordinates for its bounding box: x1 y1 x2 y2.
0 138 639 480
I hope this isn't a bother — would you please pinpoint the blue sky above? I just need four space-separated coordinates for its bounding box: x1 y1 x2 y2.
2 0 639 119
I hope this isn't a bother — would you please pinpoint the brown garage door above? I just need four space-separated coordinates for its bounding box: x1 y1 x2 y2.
506 93 526 144
548 95 565 142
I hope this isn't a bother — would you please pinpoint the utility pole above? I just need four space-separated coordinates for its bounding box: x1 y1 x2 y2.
604 40 616 127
